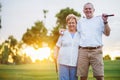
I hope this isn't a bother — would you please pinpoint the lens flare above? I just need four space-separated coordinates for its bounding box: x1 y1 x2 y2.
23 46 51 62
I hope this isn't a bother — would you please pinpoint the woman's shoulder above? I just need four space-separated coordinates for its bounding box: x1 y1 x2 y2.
63 29 69 34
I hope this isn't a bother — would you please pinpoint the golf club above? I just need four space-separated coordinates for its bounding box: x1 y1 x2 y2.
104 14 114 17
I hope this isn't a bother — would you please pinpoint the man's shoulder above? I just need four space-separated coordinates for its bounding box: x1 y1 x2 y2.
94 16 102 20
78 17 86 23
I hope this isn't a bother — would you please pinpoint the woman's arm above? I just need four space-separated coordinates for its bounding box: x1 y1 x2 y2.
54 46 60 59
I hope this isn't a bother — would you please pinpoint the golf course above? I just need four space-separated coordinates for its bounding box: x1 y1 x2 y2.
0 60 120 80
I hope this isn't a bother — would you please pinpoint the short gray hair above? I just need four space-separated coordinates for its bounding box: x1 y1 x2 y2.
83 2 94 9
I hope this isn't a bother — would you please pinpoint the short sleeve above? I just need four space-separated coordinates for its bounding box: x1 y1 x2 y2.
77 20 81 36
56 36 62 47
77 20 81 33
99 16 105 32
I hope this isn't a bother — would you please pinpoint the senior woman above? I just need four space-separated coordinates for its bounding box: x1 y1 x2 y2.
54 14 80 80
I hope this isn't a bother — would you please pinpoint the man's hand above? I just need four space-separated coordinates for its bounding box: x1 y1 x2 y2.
102 13 108 23
59 29 66 36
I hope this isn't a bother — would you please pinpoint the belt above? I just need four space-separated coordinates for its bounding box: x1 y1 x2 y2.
79 46 101 49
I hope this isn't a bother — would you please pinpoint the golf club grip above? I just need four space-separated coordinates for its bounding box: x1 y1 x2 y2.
104 14 114 17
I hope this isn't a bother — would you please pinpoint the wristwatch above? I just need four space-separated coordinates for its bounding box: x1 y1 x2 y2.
104 21 108 24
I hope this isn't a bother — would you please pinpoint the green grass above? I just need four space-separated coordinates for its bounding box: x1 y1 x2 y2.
0 60 120 80
88 60 120 80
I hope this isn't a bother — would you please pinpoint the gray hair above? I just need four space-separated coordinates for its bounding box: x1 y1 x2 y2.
83 2 94 9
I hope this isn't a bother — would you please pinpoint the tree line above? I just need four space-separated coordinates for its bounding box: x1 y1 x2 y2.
0 7 80 64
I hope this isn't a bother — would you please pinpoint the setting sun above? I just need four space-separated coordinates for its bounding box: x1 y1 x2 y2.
23 46 51 62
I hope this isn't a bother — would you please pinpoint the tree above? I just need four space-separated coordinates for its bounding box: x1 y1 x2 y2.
7 36 18 56
0 35 23 64
0 3 1 28
7 36 23 64
103 55 111 60
0 44 2 62
115 57 120 60
8 36 18 49
48 25 60 49
22 21 48 48
56 7 81 29
1 41 10 64
43 10 48 20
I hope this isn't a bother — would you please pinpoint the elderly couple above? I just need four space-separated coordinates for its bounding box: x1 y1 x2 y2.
54 2 111 80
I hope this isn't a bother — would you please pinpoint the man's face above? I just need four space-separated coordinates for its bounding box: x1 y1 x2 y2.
83 4 95 18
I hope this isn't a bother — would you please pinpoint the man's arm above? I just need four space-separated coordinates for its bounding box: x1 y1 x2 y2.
103 23 111 36
59 29 66 35
102 14 111 36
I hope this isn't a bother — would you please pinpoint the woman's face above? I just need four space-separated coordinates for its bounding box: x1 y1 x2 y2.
67 18 77 31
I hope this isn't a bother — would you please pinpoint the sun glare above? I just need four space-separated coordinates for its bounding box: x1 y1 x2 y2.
23 46 51 62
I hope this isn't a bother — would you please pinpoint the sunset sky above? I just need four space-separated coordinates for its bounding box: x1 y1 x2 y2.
0 0 120 58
